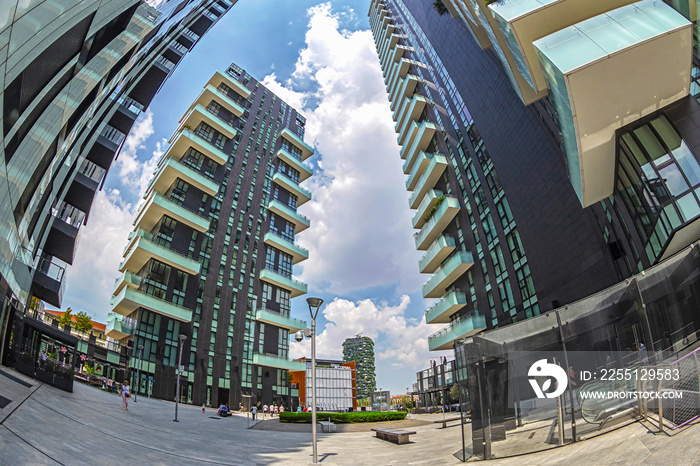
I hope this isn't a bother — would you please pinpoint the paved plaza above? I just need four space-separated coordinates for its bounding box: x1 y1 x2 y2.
2 367 700 465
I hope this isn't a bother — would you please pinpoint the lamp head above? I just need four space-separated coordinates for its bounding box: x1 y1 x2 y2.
306 297 324 319
178 334 187 343
138 344 144 350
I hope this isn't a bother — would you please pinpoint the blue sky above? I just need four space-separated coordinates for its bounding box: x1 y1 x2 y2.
61 0 451 395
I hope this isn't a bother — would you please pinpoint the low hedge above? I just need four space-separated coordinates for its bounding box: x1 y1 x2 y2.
279 411 407 424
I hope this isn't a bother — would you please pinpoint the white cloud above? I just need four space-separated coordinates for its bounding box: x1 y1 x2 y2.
264 2 423 295
114 110 164 197
64 189 137 321
289 296 450 369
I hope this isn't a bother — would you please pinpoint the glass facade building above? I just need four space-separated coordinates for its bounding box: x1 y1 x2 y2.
109 64 314 408
0 0 238 369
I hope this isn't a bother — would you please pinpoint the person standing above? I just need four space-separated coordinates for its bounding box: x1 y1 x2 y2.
107 377 113 393
251 405 257 421
273 404 279 416
263 404 268 418
121 380 131 411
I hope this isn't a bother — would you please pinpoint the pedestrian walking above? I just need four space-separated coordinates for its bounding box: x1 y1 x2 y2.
202 403 206 414
102 376 107 389
251 405 257 421
274 404 279 416
279 405 284 414
263 404 268 418
120 380 131 410
107 377 113 393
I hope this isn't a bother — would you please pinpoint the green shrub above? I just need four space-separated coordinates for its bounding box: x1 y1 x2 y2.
279 411 407 424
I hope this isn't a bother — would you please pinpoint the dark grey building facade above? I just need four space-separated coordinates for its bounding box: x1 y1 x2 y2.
109 64 314 408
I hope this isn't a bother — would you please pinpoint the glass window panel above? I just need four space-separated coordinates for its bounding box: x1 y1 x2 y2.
676 193 700 222
621 133 648 167
659 163 690 196
651 116 682 152
634 125 670 166
674 143 700 187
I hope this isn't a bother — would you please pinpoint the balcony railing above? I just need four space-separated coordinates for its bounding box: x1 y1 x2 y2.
52 201 85 228
100 125 126 146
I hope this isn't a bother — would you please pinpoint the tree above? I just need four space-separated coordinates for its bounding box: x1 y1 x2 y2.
58 307 73 327
433 0 449 15
449 383 462 403
74 310 94 334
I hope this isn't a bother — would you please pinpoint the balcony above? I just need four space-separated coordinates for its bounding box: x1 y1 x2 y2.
119 229 201 276
113 270 142 296
165 128 229 165
106 314 133 340
268 199 310 233
253 352 306 371
413 189 444 229
206 69 251 99
148 157 219 197
422 250 474 298
178 104 237 139
280 128 314 160
396 95 429 146
386 58 411 93
425 290 468 324
134 192 210 233
111 286 193 323
276 148 313 182
533 1 691 207
419 235 456 274
428 313 487 351
259 268 308 298
263 231 309 264
273 172 311 205
400 121 437 170
415 196 460 250
408 153 447 209
31 257 66 308
192 84 245 118
255 308 306 332
390 74 420 110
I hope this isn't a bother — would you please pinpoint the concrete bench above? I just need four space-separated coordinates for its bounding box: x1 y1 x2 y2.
433 416 464 428
318 420 336 433
371 428 416 444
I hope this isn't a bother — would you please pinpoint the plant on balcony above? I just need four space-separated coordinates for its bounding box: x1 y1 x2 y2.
432 0 449 15
424 195 446 223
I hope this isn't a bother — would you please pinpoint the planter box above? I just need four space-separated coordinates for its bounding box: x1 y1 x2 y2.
15 359 35 378
35 367 54 384
52 375 73 393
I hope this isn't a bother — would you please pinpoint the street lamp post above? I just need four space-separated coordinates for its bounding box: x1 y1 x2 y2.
173 334 187 422
306 297 324 465
134 344 144 402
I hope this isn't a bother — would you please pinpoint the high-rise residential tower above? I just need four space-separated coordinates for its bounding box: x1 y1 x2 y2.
109 64 314 408
1 0 238 367
369 0 700 458
342 335 376 399
367 0 700 353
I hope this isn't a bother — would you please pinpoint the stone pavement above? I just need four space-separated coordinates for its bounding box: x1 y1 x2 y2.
1 366 700 465
0 368 463 465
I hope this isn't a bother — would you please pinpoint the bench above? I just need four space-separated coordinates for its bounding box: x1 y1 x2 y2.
371 428 416 444
433 416 464 428
318 420 336 433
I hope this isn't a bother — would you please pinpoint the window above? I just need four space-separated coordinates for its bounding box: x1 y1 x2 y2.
516 265 536 301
